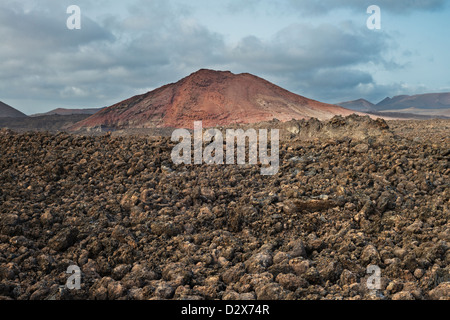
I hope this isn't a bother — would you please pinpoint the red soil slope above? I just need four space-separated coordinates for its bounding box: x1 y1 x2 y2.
71 69 360 130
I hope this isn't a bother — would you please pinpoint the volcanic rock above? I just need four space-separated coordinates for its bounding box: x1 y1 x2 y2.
0 118 448 301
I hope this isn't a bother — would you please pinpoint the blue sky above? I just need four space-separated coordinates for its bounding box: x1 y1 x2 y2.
1 0 449 114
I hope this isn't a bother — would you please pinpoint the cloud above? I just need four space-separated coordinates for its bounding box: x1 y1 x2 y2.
253 0 447 15
0 0 439 114
223 21 397 102
0 3 117 111
0 0 226 113
0 5 114 50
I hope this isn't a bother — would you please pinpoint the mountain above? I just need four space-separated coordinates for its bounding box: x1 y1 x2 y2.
70 69 360 131
378 107 450 118
0 101 28 118
0 114 94 132
375 92 450 110
31 107 106 117
336 99 375 112
337 93 450 118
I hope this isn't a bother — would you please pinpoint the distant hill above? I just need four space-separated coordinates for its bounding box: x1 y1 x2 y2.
336 99 375 112
375 92 450 110
338 92 450 118
0 114 93 132
31 107 105 117
0 101 28 118
70 69 362 131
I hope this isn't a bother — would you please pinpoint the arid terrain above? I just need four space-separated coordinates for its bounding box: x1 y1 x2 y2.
0 115 448 300
0 115 92 133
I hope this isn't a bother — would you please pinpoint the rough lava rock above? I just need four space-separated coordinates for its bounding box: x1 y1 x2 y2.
0 117 448 300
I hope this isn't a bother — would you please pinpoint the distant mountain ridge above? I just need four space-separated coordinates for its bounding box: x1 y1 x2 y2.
376 92 450 110
337 99 375 112
0 101 27 118
31 107 106 117
337 92 450 118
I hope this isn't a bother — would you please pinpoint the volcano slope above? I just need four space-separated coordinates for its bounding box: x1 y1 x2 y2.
0 101 27 118
70 69 359 131
0 115 449 300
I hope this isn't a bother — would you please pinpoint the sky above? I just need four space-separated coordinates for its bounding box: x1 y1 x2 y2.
1 0 449 115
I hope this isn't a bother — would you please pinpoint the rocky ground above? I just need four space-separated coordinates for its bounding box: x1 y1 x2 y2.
0 116 449 300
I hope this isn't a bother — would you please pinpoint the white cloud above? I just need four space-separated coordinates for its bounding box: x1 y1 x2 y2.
0 0 445 114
